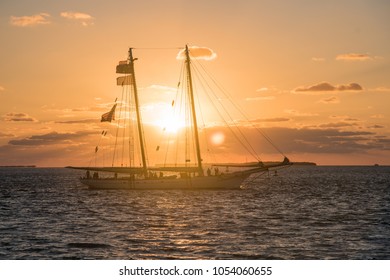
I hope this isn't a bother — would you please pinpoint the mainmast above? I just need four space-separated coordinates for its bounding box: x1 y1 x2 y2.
184 45 204 176
128 48 148 177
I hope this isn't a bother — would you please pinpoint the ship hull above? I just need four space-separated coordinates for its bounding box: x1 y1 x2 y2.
80 173 251 190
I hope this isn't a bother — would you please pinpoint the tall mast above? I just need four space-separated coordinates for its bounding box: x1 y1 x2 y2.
184 45 204 176
128 48 148 176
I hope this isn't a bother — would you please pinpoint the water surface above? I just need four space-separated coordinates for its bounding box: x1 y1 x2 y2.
0 166 389 259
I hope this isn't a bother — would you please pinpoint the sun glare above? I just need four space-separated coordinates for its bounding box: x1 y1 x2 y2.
211 131 225 145
157 115 185 133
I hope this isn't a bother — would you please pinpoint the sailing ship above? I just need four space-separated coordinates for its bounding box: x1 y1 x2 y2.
69 45 291 190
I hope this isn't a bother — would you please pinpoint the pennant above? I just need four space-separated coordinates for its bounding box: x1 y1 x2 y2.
101 104 117 122
117 75 133 86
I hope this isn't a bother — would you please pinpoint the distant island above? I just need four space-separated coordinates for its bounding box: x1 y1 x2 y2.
291 162 317 166
261 161 316 166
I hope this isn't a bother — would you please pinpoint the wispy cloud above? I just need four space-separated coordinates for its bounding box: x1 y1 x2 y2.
294 82 363 93
368 124 385 129
318 122 358 128
285 109 319 117
3 112 37 122
55 119 98 124
254 117 290 123
370 114 385 119
8 131 93 146
60 12 94 26
245 96 275 101
372 86 390 92
177 46 217 60
0 132 14 138
336 53 374 61
256 87 269 92
311 57 325 62
318 96 340 104
10 13 51 27
148 84 177 94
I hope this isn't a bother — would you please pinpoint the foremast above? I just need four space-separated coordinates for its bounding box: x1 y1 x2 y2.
128 48 148 177
185 45 204 176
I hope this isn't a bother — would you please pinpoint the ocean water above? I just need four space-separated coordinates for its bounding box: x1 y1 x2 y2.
0 166 389 260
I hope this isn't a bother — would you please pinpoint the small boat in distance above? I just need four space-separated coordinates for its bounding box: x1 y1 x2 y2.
68 45 291 189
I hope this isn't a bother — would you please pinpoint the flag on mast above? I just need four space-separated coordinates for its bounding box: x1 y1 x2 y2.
116 75 133 86
116 61 132 73
101 104 117 122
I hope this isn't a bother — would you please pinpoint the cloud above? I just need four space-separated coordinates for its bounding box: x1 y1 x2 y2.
0 132 14 138
370 114 385 119
256 87 270 92
372 86 390 92
176 46 217 60
319 96 340 104
318 122 358 128
60 12 94 26
336 53 373 61
3 113 37 122
245 96 275 101
10 13 51 27
294 82 363 93
8 131 93 146
148 85 177 94
368 125 385 129
0 86 4 92
311 57 325 62
202 125 390 158
55 119 98 124
285 109 319 117
254 117 290 123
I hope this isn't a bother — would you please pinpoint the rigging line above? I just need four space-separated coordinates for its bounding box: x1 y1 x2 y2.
128 84 133 168
170 70 182 166
130 84 145 168
189 76 200 167
191 59 261 161
163 61 185 167
191 62 215 164
121 85 128 166
193 65 260 162
180 66 187 165
195 59 287 157
191 62 259 161
190 62 218 165
112 86 125 166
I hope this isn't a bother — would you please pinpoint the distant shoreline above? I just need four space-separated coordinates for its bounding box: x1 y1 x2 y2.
291 162 317 166
0 165 36 168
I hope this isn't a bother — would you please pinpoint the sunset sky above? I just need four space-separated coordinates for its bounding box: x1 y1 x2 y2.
1 0 389 166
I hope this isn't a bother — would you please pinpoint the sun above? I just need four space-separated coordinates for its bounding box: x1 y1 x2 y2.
157 115 185 133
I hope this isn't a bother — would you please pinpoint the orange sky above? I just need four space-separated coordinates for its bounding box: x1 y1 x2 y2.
1 0 389 166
